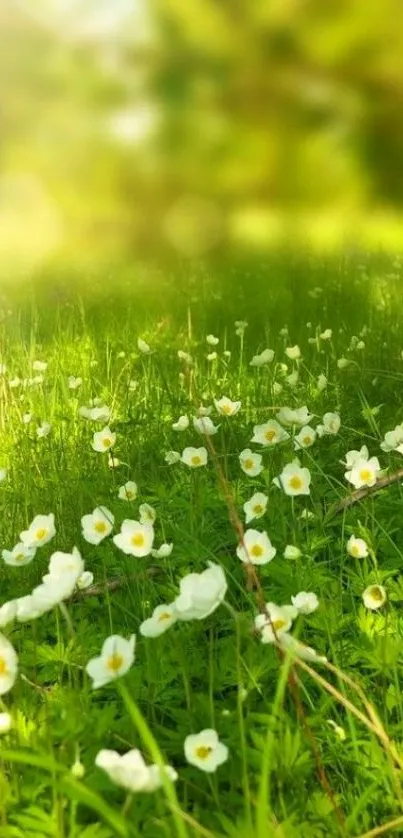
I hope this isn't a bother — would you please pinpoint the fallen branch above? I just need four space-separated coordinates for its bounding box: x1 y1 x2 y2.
326 468 403 520
72 567 161 600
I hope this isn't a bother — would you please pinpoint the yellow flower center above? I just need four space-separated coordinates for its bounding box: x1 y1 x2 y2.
102 437 112 448
359 468 372 482
0 656 8 676
350 545 360 558
289 475 302 490
370 586 384 602
15 552 25 562
94 521 107 534
244 458 254 470
250 544 263 558
221 404 232 415
265 430 276 442
106 653 124 672
272 618 286 632
253 504 263 515
195 745 213 760
35 528 47 541
131 532 145 548
191 455 201 466
157 612 172 622
303 436 312 446
125 490 134 499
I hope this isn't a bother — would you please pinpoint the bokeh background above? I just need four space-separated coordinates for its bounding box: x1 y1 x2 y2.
2 0 403 279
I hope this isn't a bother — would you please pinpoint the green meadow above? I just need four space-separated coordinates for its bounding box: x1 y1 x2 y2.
2 255 403 838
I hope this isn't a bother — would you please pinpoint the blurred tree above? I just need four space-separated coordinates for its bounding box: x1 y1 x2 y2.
1 0 403 268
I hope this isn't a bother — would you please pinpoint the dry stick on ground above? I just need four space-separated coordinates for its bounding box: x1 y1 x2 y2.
326 468 403 519
72 567 161 600
201 430 347 834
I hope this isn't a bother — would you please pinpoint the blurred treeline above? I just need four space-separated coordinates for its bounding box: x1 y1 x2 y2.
1 0 403 276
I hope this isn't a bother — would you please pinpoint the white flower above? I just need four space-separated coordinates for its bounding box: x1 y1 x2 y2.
86 635 136 689
276 462 311 496
81 507 114 545
250 348 274 367
165 450 181 465
22 412 32 424
273 382 283 395
291 591 319 614
140 603 177 637
79 404 111 423
129 379 138 392
139 503 156 525
0 712 12 734
276 406 313 427
175 562 227 621
181 447 208 468
172 415 189 431
380 423 403 452
207 352 217 361
47 546 84 581
20 513 56 548
68 375 82 390
206 334 219 346
362 584 387 611
95 748 177 792
118 480 138 501
294 426 316 450
32 360 47 372
0 601 17 628
235 320 248 335
178 350 192 364
343 445 369 468
10 377 21 388
197 405 213 417
345 455 381 489
151 543 173 558
317 373 328 391
15 595 43 622
108 453 120 468
92 426 116 452
223 350 231 358
236 529 276 566
32 574 76 610
77 570 94 589
284 544 301 560
2 542 37 567
184 729 228 773
286 370 299 387
0 633 18 695
71 759 85 778
320 329 332 340
255 603 297 644
285 345 301 360
243 492 268 524
193 416 219 436
138 338 151 354
337 357 350 369
347 535 369 559
251 419 289 447
239 449 263 477
280 634 327 663
36 421 52 439
214 397 241 416
113 521 154 557
321 412 341 435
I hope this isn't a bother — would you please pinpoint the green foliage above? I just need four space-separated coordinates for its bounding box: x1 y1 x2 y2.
1 255 403 836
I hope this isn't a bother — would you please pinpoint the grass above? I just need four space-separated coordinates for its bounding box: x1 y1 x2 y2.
2 253 403 837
